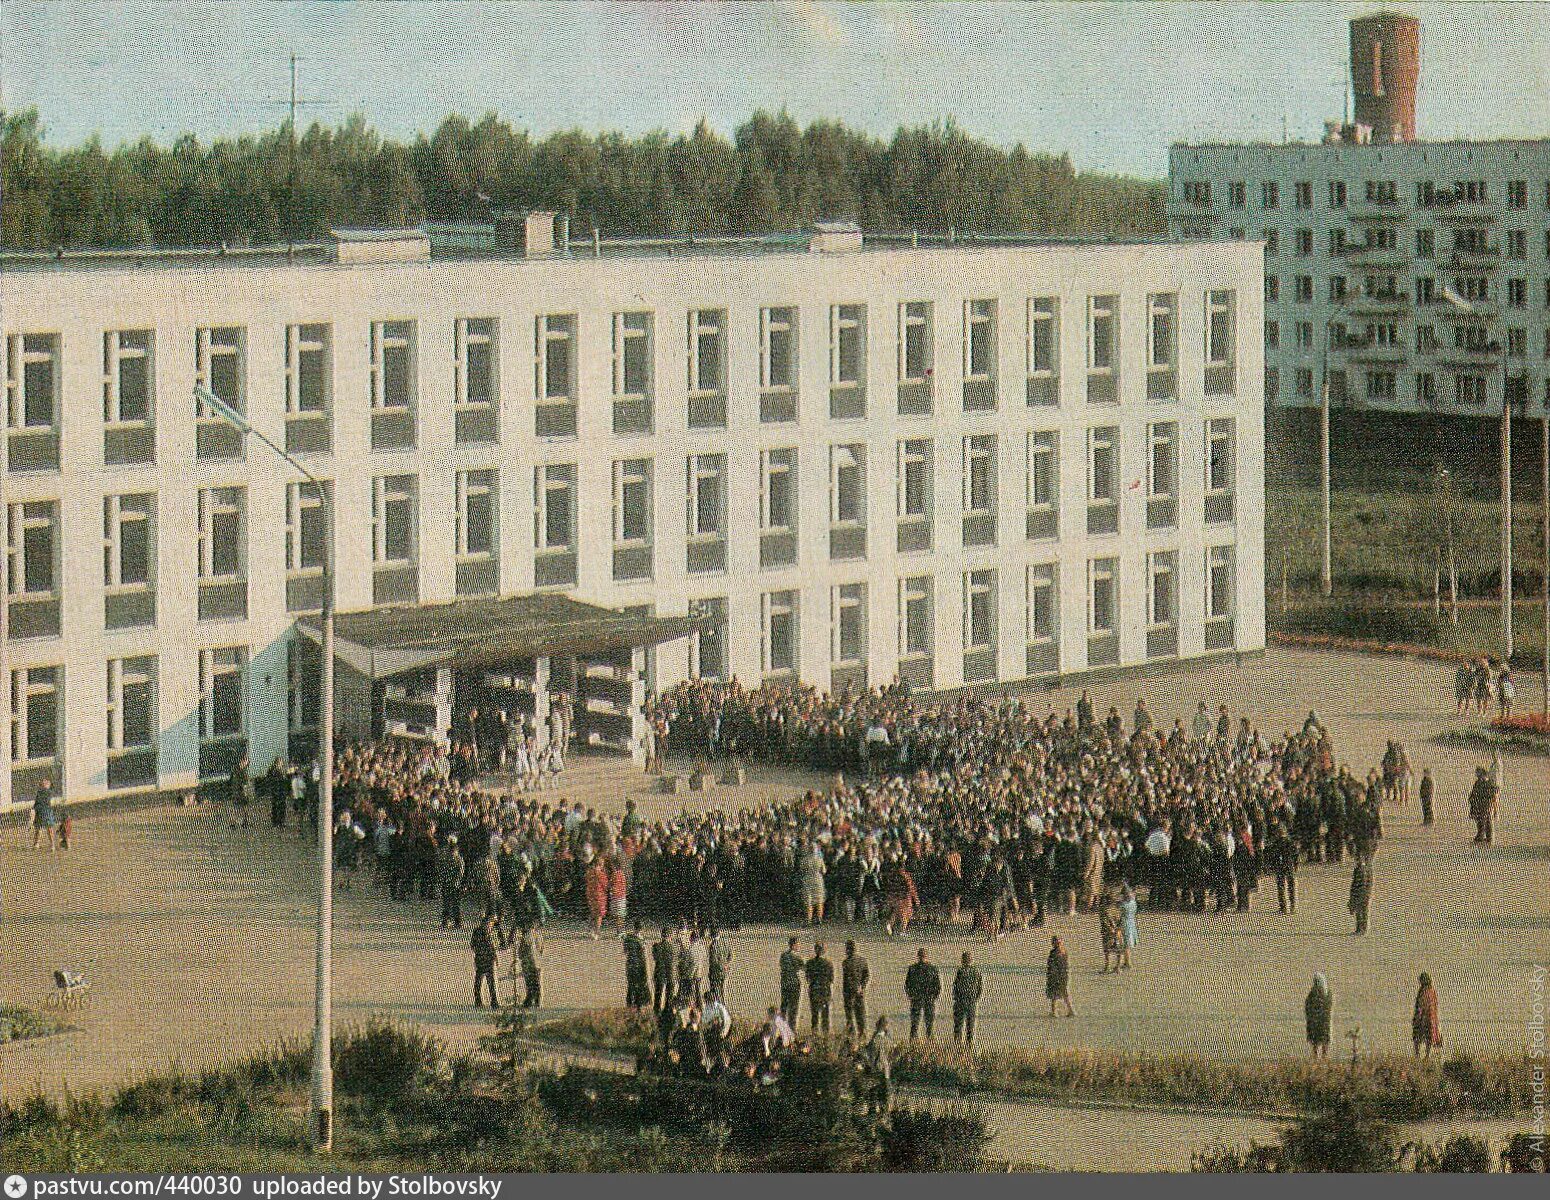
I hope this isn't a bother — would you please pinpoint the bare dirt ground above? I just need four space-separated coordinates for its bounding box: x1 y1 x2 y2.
4 646 1545 1168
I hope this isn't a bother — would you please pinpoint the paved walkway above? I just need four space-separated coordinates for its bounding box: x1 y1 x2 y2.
4 648 1546 1141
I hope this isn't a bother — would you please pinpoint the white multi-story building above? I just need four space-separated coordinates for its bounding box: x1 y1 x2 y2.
1168 15 1550 420
2 220 1264 810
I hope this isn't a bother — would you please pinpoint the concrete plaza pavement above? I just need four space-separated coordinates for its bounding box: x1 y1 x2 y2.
4 646 1546 1114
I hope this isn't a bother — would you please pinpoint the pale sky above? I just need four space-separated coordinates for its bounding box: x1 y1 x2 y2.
3 1 1547 179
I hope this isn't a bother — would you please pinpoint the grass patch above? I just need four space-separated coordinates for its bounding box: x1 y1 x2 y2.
531 1009 1536 1122
1 1005 66 1045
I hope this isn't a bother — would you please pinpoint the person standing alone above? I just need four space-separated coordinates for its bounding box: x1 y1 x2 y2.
471 915 500 1008
1046 935 1075 1017
952 951 983 1046
904 947 941 1039
1412 972 1442 1058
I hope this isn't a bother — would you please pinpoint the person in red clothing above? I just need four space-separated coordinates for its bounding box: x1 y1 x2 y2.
606 855 629 932
584 856 608 939
1412 971 1442 1058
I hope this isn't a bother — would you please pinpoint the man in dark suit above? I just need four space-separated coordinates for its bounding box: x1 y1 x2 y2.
623 921 650 1011
952 950 984 1046
805 940 834 1033
778 935 804 1027
904 947 941 1040
651 926 676 1013
841 940 870 1037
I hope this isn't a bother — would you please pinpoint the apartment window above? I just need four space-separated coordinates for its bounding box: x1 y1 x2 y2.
106 655 157 789
194 326 245 460
285 481 330 613
1295 275 1313 304
1507 180 1527 210
1147 421 1178 529
1296 367 1314 397
1506 230 1527 260
1026 431 1058 540
963 299 997 410
897 301 934 415
759 305 798 388
9 665 60 769
1411 228 1433 260
1265 320 1280 349
1295 229 1313 256
366 319 416 449
1086 295 1117 371
284 323 331 453
609 311 654 435
1228 181 1245 208
1455 374 1488 405
687 454 727 574
1026 563 1057 645
370 474 418 600
612 459 653 582
899 575 933 659
1328 180 1346 208
896 438 933 553
1086 425 1119 535
1508 279 1527 309
197 486 247 621
1263 228 1278 256
899 301 933 383
198 646 246 743
759 448 798 569
1327 276 1347 303
5 332 61 471
962 435 997 547
1364 369 1396 403
1026 297 1059 405
454 317 499 443
1261 180 1278 209
1366 180 1397 205
5 499 60 639
1207 544 1236 621
831 583 867 668
761 590 798 677
1088 556 1118 637
535 314 578 438
1507 327 1527 358
103 329 155 464
1264 277 1279 304
1147 550 1177 627
455 469 498 596
1182 181 1211 206
828 304 867 418
687 308 727 428
963 569 997 681
533 465 575 585
688 597 728 680
1140 292 1176 401
103 493 155 629
1416 372 1437 406
1205 418 1235 524
1292 181 1311 209
829 444 866 560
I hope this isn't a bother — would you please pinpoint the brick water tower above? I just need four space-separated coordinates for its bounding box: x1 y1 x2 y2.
1350 12 1420 143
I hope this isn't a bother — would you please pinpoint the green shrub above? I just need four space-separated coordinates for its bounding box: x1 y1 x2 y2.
334 1020 443 1104
880 1104 992 1172
1282 601 1445 646
1415 1134 1492 1173
1280 1101 1399 1172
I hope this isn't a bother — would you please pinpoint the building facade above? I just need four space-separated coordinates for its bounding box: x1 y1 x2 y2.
1169 139 1550 418
2 227 1264 810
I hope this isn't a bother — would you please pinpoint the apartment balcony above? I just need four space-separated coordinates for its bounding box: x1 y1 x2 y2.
1338 243 1408 270
1430 298 1498 321
1426 199 1498 223
1434 345 1503 368
1344 291 1410 315
1349 202 1407 222
1336 336 1408 365
1445 247 1501 271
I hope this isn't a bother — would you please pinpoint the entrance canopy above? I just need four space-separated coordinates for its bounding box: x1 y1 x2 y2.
297 593 702 680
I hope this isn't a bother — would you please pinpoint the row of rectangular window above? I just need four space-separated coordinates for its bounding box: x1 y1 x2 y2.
1267 364 1547 408
1261 271 1550 311
1250 225 1550 261
9 547 1239 781
3 293 1239 471
4 421 1236 637
1183 178 1549 211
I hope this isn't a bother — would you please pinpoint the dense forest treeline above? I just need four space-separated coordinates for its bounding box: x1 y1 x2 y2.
1 107 1165 251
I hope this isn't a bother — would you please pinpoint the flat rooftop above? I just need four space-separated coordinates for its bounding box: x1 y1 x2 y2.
1172 136 1550 152
0 226 1207 274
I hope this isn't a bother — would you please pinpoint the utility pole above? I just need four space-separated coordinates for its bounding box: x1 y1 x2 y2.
1501 358 1513 660
268 55 327 244
1319 320 1334 596
1541 410 1548 714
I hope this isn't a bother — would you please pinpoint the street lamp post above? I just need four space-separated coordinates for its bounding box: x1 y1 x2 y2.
195 385 334 1150
1318 320 1335 597
1501 358 1514 661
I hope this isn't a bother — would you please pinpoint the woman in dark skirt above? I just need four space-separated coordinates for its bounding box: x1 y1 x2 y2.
1304 973 1332 1059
